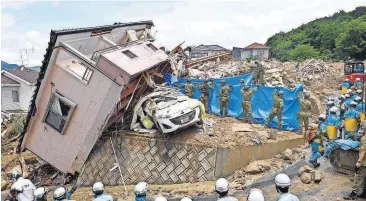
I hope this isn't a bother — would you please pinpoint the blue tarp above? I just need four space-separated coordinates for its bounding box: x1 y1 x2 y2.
164 73 303 131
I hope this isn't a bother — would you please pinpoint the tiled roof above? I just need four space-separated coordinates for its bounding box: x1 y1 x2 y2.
1 74 20 85
5 67 39 83
191 45 227 52
243 42 270 49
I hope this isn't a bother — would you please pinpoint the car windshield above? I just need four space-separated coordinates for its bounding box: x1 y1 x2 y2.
354 63 365 73
345 63 365 74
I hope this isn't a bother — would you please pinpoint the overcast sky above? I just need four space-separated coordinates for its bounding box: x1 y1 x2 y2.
1 0 365 66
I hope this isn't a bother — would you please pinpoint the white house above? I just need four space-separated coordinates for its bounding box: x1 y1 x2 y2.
189 45 228 59
240 42 270 60
1 67 38 112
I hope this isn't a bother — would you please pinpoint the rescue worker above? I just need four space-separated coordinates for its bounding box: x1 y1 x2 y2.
253 61 265 85
344 94 352 111
53 187 75 201
215 178 238 201
325 107 341 141
274 173 299 201
247 188 265 201
354 78 363 91
92 182 113 201
326 101 335 117
241 85 257 123
344 120 366 200
324 107 341 158
218 80 232 117
342 78 351 94
354 89 362 100
11 171 36 201
265 89 284 130
297 91 311 134
309 114 327 168
197 79 214 112
343 101 361 140
348 89 356 100
134 181 148 201
34 187 49 201
5 182 25 201
339 95 346 120
355 96 366 122
181 79 195 98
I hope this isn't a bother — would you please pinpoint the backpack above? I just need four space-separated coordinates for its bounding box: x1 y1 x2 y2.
305 125 318 142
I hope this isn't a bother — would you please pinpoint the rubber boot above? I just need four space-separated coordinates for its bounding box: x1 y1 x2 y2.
343 191 358 200
311 160 320 168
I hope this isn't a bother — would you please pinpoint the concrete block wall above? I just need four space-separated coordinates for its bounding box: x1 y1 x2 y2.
78 135 303 186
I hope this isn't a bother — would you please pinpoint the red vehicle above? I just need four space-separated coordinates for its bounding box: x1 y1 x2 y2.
344 60 365 84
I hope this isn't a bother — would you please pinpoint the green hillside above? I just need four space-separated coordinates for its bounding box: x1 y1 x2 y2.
265 6 366 61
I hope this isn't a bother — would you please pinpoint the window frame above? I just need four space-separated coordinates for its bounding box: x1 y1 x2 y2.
146 43 158 51
12 90 19 102
43 92 77 135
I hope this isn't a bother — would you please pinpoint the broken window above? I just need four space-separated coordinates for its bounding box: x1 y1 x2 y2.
147 43 158 51
44 93 76 134
12 91 19 102
122 50 138 59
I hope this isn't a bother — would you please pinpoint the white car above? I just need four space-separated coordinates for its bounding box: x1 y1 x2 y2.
153 95 202 133
131 88 203 134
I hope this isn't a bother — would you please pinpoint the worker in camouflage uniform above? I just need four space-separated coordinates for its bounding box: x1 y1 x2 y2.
197 79 214 112
253 61 265 85
180 78 195 98
241 86 257 123
297 91 312 134
218 80 232 117
265 89 284 129
344 120 366 200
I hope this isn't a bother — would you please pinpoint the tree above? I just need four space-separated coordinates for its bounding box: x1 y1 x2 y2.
290 45 319 61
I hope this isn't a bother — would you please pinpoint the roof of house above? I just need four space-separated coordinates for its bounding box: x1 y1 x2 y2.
1 74 20 85
191 45 227 52
243 42 270 50
20 20 155 151
5 67 39 83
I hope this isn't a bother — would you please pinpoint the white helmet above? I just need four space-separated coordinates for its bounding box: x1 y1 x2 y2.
327 101 334 106
350 101 358 107
134 182 148 196
357 89 362 94
247 188 265 201
10 182 23 193
154 196 167 201
355 96 362 101
93 182 104 194
345 78 349 81
54 187 67 200
34 187 49 200
181 197 193 201
347 89 353 94
215 178 229 193
275 173 291 187
11 170 22 181
345 94 351 98
356 78 361 81
330 107 338 113
318 114 326 120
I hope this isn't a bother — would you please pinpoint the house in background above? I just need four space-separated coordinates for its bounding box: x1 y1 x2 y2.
232 43 270 60
20 21 172 174
1 67 38 112
189 45 228 59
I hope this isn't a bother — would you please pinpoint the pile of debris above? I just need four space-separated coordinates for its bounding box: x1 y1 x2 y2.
300 59 343 83
228 148 306 187
298 165 323 184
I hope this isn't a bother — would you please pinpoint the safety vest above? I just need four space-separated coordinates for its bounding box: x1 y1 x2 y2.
345 118 358 133
326 125 338 140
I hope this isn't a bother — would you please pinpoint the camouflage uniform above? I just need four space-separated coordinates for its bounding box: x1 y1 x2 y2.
253 62 265 85
241 86 257 122
352 121 366 196
180 81 195 98
265 89 284 129
219 83 232 117
198 81 214 112
297 93 311 134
